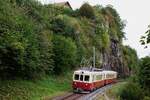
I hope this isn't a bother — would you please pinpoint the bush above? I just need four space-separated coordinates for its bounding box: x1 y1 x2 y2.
52 35 77 74
0 0 55 79
119 82 143 100
51 15 81 39
0 32 26 78
101 32 110 50
38 31 54 74
139 56 150 96
79 3 95 19
122 45 138 72
144 96 150 100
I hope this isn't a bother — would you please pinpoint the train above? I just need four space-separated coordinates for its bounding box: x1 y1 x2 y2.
72 68 117 93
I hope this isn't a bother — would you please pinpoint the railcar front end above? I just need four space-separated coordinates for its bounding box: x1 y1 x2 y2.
72 69 117 93
72 71 94 92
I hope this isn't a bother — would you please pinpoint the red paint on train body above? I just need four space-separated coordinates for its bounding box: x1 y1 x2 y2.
93 80 105 89
72 80 106 91
73 81 92 91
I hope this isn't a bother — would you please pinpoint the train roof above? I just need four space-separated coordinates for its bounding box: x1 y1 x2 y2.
102 70 117 74
74 68 117 75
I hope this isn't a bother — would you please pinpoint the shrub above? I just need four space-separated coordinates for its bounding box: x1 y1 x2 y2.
101 32 110 50
51 15 81 39
143 96 150 100
0 0 55 79
139 56 150 96
144 96 150 100
79 3 95 19
52 35 77 74
0 32 26 78
119 82 143 100
38 31 54 74
122 45 138 72
63 8 74 16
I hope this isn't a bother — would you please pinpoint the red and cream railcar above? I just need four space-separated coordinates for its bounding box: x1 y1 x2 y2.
72 69 117 92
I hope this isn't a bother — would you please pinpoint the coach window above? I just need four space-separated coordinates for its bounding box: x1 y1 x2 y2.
74 74 79 80
80 75 83 81
92 75 95 82
84 75 89 82
96 75 102 80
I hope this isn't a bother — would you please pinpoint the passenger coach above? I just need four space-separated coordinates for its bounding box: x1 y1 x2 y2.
72 68 117 92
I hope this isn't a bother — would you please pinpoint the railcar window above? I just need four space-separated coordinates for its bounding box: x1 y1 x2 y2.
92 75 94 82
96 75 102 80
106 74 114 79
80 75 83 81
74 74 79 80
84 75 89 81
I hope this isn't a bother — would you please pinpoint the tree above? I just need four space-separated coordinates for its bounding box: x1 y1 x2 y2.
0 32 26 78
38 31 54 74
138 56 150 96
79 3 95 19
122 46 138 71
52 35 77 74
51 15 81 39
119 82 143 100
140 25 150 48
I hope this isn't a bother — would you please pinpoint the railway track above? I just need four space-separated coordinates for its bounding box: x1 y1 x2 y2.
52 93 85 100
79 84 112 100
61 93 84 100
51 84 113 100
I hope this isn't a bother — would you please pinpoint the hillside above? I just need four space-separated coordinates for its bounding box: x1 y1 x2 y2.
0 0 139 99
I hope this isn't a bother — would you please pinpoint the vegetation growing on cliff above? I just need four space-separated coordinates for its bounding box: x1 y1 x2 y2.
122 46 138 72
0 0 132 79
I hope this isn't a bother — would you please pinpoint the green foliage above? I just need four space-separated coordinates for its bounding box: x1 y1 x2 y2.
94 31 110 51
0 72 72 100
0 0 127 79
106 6 126 39
144 96 150 100
119 82 143 100
106 82 127 99
52 35 77 74
118 56 150 100
62 8 75 16
140 25 150 48
101 32 110 50
0 31 54 79
0 32 26 78
0 31 44 79
38 31 54 74
51 15 81 39
122 46 138 71
100 5 126 41
0 0 54 79
138 56 150 96
79 3 95 19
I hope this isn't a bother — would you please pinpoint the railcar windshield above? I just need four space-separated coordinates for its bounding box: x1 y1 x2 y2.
80 75 83 81
84 75 89 82
74 74 79 80
74 74 90 82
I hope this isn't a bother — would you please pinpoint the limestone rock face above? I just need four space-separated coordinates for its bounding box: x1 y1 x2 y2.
102 39 129 77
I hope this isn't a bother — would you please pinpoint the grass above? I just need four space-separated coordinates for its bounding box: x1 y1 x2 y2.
0 72 73 100
105 82 127 100
96 82 127 100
